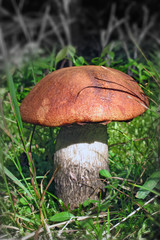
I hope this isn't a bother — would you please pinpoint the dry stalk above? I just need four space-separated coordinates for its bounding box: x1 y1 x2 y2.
108 196 157 233
21 213 109 240
100 3 125 49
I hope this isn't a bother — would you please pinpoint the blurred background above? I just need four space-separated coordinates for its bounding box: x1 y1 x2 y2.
0 1 160 239
0 0 160 71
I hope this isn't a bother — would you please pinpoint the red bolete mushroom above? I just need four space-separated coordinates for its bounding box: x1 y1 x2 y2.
20 65 149 209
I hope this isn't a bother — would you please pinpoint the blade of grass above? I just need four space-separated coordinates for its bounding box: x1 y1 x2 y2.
0 142 17 225
0 163 32 199
107 208 110 235
0 28 24 141
128 32 160 87
132 183 160 196
0 28 47 219
40 166 61 207
108 196 157 233
0 27 36 181
136 170 160 199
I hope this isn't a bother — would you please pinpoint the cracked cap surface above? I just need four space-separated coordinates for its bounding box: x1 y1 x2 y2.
20 65 149 126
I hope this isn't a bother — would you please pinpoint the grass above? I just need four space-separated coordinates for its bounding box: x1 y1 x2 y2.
0 38 160 239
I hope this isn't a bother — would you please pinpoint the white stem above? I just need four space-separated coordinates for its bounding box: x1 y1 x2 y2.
54 124 109 209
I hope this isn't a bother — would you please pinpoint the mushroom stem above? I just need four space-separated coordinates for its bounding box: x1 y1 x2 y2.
54 124 109 209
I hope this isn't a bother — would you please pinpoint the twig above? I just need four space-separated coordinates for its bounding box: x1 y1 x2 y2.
124 4 156 59
1 225 19 231
60 12 72 46
40 166 61 207
43 218 53 240
29 167 41 200
117 23 131 59
40 170 50 195
104 181 150 214
100 3 125 49
38 5 50 45
104 196 157 235
57 216 74 237
47 15 65 47
21 213 108 240
109 177 134 183
11 0 31 42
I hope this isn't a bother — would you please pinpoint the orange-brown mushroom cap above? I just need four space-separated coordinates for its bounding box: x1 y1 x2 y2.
20 65 149 127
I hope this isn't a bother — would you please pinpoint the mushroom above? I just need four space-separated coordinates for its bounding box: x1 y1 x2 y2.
20 65 149 209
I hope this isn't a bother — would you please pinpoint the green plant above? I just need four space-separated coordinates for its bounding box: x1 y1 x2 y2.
0 41 160 239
